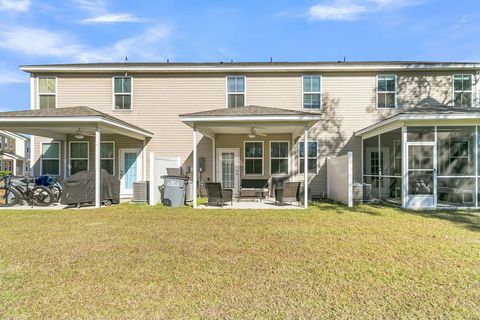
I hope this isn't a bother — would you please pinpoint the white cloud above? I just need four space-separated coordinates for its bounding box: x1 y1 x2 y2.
308 0 424 21
0 0 30 11
0 25 172 62
0 67 27 86
80 13 142 24
72 0 143 24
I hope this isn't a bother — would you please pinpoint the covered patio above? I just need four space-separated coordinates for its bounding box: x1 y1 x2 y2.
180 105 322 208
0 106 153 208
357 106 480 210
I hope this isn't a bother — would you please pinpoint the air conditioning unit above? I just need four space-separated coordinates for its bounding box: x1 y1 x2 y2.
133 181 149 202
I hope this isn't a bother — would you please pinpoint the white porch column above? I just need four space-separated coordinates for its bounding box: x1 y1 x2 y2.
95 127 101 208
12 159 17 175
304 126 308 208
212 137 216 182
193 127 197 208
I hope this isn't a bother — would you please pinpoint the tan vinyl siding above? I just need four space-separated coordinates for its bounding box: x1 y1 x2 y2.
30 70 479 196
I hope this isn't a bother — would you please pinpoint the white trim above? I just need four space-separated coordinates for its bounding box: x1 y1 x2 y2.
376 74 397 109
298 140 318 175
100 141 115 175
29 135 34 176
225 75 246 108
112 76 133 110
304 126 308 208
243 140 264 176
476 125 478 208
356 113 480 137
68 141 89 175
193 128 197 208
40 141 61 176
37 76 57 109
347 151 353 207
477 71 480 108
30 75 35 110
20 63 480 73
0 116 153 138
452 74 473 108
95 128 101 208
302 75 322 110
269 140 290 175
180 115 322 122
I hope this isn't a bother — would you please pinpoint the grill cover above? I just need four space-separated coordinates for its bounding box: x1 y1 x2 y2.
61 169 120 205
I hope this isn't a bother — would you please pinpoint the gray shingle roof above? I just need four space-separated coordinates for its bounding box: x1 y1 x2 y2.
180 105 320 117
0 106 153 135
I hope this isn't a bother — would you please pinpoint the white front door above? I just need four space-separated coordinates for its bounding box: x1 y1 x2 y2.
216 148 240 196
119 148 142 195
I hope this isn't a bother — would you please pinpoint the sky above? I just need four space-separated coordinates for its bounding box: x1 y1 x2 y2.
0 0 479 111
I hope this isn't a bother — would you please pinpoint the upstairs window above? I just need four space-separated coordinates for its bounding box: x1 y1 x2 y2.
299 141 318 174
113 76 132 110
244 141 263 175
38 77 56 109
303 76 321 109
453 74 472 108
377 75 396 109
227 76 245 108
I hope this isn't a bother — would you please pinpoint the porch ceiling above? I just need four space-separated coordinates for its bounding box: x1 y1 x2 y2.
0 106 153 140
179 105 322 139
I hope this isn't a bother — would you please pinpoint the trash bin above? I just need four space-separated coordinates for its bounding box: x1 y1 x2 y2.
161 175 189 207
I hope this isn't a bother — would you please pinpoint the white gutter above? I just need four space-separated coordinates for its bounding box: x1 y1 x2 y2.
179 115 322 122
356 113 480 136
0 116 153 138
0 130 28 140
20 64 480 73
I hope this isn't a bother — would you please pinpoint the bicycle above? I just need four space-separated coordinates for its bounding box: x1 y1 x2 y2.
0 175 55 207
36 175 63 203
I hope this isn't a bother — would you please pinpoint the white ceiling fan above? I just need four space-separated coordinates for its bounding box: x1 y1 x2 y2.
248 127 266 139
74 128 94 139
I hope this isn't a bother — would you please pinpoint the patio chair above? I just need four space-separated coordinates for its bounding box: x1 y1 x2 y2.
205 182 233 207
275 182 301 206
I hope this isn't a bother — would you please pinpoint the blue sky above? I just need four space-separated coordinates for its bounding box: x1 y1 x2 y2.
0 0 479 111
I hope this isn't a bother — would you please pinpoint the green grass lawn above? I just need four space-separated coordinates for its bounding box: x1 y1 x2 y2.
0 203 479 319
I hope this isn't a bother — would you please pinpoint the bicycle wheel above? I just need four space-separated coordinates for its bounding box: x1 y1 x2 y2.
51 185 62 203
0 188 20 207
31 186 54 206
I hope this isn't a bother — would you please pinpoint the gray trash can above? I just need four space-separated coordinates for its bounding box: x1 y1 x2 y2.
161 175 189 207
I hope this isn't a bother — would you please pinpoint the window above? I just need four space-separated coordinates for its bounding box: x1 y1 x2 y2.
270 141 289 175
69 142 89 175
244 141 263 175
227 76 245 108
450 140 469 160
377 75 396 109
303 75 321 109
299 141 318 174
113 77 132 110
101 142 115 175
38 77 56 109
453 74 472 108
370 151 384 175
41 142 60 176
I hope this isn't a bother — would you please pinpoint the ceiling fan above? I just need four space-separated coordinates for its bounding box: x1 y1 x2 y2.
74 128 94 139
248 127 266 139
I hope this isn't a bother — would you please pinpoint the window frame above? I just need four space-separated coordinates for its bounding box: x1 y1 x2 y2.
376 74 397 110
40 141 61 176
449 139 470 160
112 76 133 110
302 75 322 110
101 141 115 175
298 141 318 175
37 76 57 109
452 74 473 108
270 140 290 175
243 140 264 176
69 141 89 175
226 75 246 108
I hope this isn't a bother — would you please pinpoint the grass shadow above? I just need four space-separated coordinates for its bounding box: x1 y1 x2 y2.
410 209 480 232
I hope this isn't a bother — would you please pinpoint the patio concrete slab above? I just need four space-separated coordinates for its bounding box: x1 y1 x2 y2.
198 198 304 209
